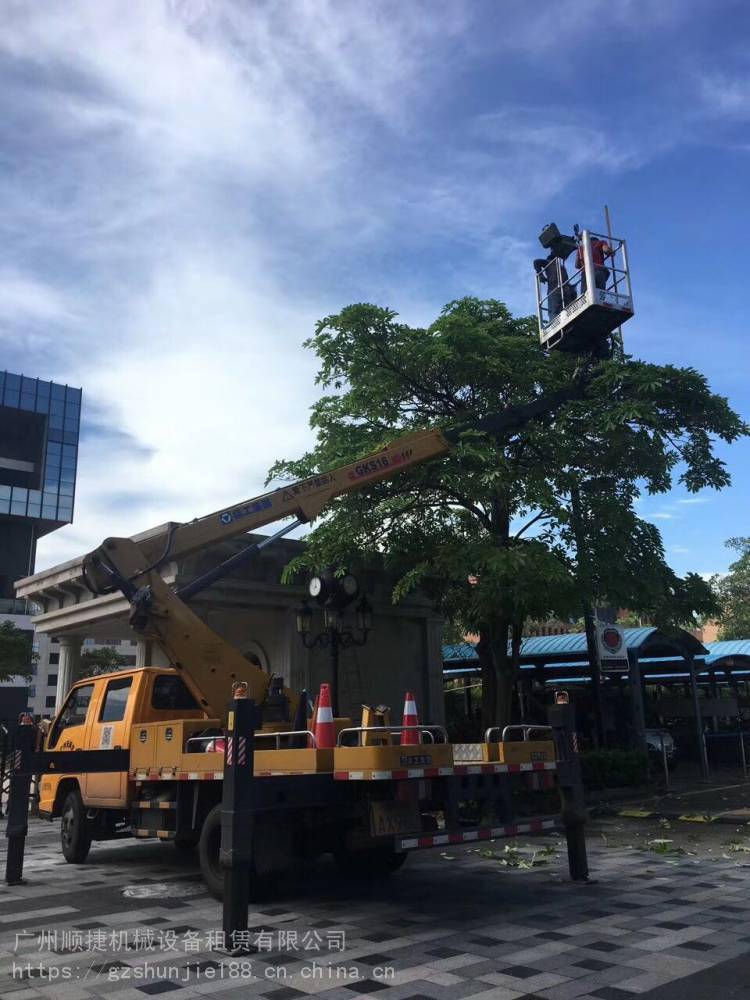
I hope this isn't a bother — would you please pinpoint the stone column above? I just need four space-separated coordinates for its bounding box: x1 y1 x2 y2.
135 641 152 668
55 636 83 711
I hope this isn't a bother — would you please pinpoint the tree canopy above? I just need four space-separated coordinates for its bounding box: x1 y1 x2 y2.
713 538 750 640
0 620 35 682
79 646 128 678
270 298 746 725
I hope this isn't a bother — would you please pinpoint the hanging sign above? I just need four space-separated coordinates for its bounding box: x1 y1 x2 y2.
597 622 629 673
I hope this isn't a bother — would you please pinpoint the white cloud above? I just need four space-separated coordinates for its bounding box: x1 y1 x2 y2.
0 1 721 573
649 512 675 520
0 270 75 324
700 73 750 120
670 545 691 554
677 496 710 505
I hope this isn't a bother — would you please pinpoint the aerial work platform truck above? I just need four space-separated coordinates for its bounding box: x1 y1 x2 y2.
12 222 634 908
34 407 585 899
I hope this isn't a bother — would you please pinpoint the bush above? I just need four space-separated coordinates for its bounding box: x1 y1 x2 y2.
580 749 649 790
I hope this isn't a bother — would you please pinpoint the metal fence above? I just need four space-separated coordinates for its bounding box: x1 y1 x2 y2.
0 724 41 817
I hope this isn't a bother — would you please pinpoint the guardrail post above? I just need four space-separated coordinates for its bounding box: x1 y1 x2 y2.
221 696 261 951
659 732 670 791
0 724 9 818
547 702 589 882
4 724 36 886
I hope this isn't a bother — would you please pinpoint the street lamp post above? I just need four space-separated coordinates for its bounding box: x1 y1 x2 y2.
295 570 372 717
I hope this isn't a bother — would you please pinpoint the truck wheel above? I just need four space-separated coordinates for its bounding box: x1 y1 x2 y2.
199 804 258 900
60 789 92 864
199 805 225 898
334 845 408 878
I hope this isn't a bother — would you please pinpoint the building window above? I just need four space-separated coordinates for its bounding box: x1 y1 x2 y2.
49 652 59 665
45 696 56 708
47 674 57 686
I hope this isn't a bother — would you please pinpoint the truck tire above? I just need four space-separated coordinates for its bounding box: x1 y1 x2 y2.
333 845 408 878
199 805 264 901
60 789 92 864
199 805 225 899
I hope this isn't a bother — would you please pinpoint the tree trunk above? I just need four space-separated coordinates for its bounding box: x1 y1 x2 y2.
477 620 517 730
582 605 605 747
570 483 606 748
495 669 515 730
476 630 497 730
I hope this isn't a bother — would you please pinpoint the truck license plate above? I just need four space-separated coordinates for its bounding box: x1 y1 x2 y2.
369 801 420 838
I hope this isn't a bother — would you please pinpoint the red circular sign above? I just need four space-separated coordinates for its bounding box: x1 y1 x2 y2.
601 627 623 653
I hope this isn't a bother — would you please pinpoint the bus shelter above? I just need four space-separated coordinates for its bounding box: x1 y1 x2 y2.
444 627 714 774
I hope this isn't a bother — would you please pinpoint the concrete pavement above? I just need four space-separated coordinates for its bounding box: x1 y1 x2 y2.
1 816 750 1000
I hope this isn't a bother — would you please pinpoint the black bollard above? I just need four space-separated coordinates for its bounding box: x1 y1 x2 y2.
547 701 589 882
5 724 36 886
221 696 261 951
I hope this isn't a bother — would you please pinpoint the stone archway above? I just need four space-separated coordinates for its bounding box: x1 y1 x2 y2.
241 639 271 673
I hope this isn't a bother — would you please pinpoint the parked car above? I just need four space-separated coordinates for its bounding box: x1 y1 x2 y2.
645 728 677 771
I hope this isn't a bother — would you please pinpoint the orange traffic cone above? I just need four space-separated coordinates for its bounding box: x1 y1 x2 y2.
401 691 420 745
313 683 336 749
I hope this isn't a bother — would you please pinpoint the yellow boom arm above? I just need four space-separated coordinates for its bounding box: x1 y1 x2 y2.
80 380 587 722
81 428 452 721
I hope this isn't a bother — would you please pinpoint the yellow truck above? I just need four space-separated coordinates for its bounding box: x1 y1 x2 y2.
36 395 587 897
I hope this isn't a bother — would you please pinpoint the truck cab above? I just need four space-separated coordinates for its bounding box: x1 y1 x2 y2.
39 667 207 818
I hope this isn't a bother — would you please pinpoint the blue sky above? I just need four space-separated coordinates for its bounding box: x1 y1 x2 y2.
0 0 748 578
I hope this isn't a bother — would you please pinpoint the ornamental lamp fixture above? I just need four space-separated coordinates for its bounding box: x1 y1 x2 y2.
295 600 313 635
356 594 373 633
323 603 341 631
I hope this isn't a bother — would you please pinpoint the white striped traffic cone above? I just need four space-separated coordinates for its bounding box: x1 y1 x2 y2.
313 683 336 749
401 691 420 745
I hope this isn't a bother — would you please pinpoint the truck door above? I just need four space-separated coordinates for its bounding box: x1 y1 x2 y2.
85 675 134 805
47 682 96 753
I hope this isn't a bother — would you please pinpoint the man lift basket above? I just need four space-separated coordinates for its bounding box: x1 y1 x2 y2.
534 221 634 353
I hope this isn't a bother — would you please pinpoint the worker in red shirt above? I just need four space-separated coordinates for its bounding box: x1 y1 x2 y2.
576 235 612 294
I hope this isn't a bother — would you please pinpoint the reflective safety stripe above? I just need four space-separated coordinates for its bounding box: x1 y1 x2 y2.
333 761 556 781
397 817 558 851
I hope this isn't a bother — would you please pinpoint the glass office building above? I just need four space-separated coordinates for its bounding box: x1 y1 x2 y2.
0 371 82 602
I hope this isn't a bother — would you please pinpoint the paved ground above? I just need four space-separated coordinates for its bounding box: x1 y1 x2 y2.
2 817 750 1000
610 777 750 825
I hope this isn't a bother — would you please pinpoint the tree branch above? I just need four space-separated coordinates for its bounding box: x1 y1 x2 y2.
514 510 552 539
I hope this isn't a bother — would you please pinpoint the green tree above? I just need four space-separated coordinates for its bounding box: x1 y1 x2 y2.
0 621 35 682
713 538 750 640
270 298 745 725
79 647 128 677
